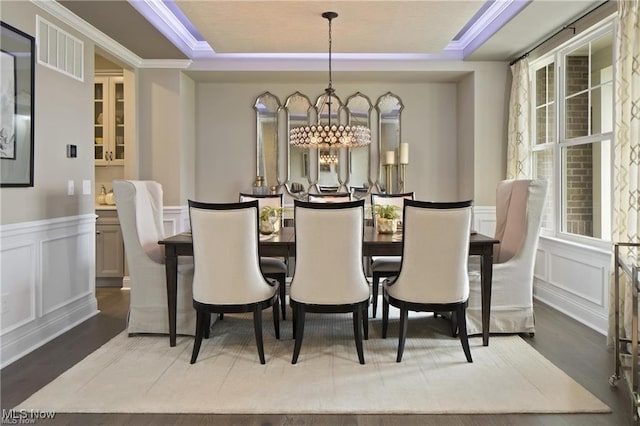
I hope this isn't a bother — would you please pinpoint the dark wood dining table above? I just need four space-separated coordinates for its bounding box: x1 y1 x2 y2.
159 227 499 347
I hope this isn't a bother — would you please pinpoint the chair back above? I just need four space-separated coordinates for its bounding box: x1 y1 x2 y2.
239 192 284 229
494 180 547 264
188 200 275 305
290 200 370 304
393 199 473 304
308 192 352 203
113 180 165 264
371 192 414 229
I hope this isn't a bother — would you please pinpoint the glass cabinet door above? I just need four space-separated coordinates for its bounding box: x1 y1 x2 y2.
94 76 125 166
94 80 105 162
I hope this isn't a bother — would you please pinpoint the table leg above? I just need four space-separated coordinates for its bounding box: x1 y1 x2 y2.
481 247 494 346
165 245 178 347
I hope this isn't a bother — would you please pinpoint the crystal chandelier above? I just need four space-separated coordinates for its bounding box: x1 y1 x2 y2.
289 12 371 149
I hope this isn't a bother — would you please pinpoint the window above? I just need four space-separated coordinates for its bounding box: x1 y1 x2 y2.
531 20 614 242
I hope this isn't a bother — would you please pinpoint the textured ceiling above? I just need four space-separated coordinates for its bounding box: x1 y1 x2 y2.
175 1 482 54
58 0 609 63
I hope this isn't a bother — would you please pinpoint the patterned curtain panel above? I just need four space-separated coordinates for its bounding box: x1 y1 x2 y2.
506 58 531 179
608 0 640 344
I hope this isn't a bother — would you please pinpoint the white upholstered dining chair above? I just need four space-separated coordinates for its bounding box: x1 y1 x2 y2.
289 199 370 364
466 179 548 335
113 180 196 336
382 199 473 363
188 200 280 364
370 192 415 318
239 192 288 320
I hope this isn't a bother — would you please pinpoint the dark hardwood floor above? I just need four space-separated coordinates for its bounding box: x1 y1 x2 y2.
1 287 633 425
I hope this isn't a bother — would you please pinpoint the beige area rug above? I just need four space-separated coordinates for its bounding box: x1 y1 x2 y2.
17 309 609 414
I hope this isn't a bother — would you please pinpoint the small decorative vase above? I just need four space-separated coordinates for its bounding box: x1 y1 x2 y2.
96 185 107 205
105 190 116 205
260 220 275 235
376 217 397 234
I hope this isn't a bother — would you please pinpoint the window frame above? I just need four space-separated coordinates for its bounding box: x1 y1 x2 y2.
529 17 616 249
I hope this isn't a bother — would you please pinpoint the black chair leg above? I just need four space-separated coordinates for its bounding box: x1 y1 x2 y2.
457 305 473 363
353 307 365 364
272 297 280 340
397 307 408 362
292 305 305 364
204 312 211 339
219 313 224 320
362 302 369 340
372 273 380 318
253 305 265 364
279 273 287 320
382 294 390 338
450 311 458 337
291 302 296 339
190 310 206 364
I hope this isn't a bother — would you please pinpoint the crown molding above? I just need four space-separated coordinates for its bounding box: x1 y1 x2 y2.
31 0 144 68
128 0 214 58
139 59 193 69
445 0 532 58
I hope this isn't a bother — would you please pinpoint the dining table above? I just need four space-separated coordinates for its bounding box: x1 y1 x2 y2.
159 227 499 347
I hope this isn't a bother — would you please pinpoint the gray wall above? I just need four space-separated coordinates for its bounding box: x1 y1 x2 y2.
191 67 508 205
1 2 95 225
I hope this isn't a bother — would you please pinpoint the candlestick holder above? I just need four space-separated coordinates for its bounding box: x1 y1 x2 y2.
384 164 394 194
397 163 407 193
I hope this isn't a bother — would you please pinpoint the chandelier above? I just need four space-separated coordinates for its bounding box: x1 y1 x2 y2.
289 12 371 149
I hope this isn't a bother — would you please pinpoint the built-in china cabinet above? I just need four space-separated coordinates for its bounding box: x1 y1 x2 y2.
94 75 125 166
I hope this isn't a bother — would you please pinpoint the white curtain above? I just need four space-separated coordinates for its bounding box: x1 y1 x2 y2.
608 0 640 345
506 58 531 179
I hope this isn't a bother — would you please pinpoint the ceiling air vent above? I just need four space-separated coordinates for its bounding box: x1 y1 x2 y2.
36 16 84 81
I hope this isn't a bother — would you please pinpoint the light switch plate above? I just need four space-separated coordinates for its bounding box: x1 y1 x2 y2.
67 180 74 196
82 180 91 195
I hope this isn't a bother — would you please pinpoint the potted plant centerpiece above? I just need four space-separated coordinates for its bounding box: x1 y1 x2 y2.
373 204 401 234
259 206 285 235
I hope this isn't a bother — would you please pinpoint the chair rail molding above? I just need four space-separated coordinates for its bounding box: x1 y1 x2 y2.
0 214 99 368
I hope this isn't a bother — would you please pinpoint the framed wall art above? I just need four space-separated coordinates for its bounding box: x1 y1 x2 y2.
1 21 35 187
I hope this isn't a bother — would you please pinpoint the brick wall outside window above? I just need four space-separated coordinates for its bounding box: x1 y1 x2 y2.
564 56 593 237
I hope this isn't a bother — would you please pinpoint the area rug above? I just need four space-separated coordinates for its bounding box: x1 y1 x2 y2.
16 310 609 414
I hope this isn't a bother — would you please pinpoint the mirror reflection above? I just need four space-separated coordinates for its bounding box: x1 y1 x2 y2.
285 92 314 195
376 92 404 193
254 92 280 190
346 92 373 198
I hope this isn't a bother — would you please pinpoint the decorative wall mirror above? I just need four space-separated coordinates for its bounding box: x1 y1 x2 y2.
376 92 404 193
254 92 280 190
254 90 401 198
346 92 373 198
285 92 314 196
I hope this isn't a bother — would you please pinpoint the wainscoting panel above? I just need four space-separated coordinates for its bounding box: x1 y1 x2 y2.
163 206 189 236
473 206 497 237
0 243 37 334
0 215 99 368
534 236 611 335
41 231 95 316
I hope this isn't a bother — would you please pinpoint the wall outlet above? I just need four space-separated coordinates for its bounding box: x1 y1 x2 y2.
82 180 91 195
67 180 74 196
